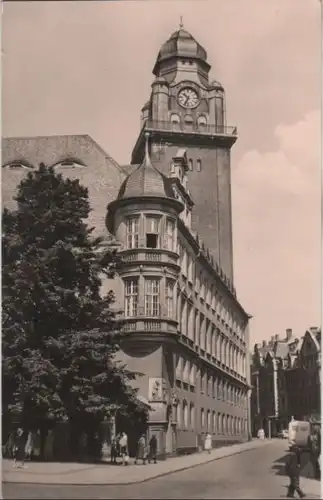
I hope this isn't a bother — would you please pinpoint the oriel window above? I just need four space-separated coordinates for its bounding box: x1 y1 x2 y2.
124 278 139 317
145 278 160 316
166 218 176 251
126 217 139 249
145 216 160 248
165 279 174 318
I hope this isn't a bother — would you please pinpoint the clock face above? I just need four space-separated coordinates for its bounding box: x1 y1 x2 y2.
178 87 200 109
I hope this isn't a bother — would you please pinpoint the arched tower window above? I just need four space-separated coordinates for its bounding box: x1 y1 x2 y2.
196 159 201 172
184 114 193 130
188 159 193 171
170 113 180 130
197 115 207 129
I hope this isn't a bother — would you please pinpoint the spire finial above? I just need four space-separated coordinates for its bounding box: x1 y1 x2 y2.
179 16 184 29
144 132 151 166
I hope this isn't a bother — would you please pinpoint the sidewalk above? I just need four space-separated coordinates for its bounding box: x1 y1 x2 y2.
2 439 274 486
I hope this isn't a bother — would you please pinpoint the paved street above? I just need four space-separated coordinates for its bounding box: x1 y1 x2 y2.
3 440 321 499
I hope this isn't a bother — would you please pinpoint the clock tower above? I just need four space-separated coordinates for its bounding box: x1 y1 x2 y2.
131 26 238 284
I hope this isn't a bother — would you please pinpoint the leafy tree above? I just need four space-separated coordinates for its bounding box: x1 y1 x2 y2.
2 163 147 454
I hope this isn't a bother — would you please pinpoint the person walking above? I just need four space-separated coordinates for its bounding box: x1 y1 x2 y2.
13 428 26 468
204 433 212 454
134 435 147 465
285 445 306 498
119 432 129 466
148 434 157 464
110 436 118 464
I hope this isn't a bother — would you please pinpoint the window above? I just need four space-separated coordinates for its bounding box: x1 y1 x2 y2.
165 279 174 318
207 410 211 432
126 217 139 249
171 113 180 127
124 278 138 317
197 115 207 128
177 402 182 427
201 408 205 429
189 363 196 386
145 278 160 316
196 159 202 172
145 216 160 248
183 401 189 428
188 159 193 171
190 404 195 429
166 218 176 251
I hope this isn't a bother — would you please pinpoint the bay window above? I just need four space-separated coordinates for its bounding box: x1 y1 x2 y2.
124 278 138 317
126 217 139 249
166 218 175 251
145 278 160 316
145 216 160 248
165 278 174 318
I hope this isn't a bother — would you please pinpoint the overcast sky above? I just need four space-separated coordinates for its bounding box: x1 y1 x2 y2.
2 0 321 345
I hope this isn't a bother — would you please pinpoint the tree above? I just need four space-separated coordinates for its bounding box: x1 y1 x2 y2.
2 163 147 454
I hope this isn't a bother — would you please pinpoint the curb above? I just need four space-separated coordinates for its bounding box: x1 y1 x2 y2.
2 441 274 486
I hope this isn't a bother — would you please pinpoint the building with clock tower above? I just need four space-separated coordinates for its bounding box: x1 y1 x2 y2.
2 25 251 459
132 26 237 285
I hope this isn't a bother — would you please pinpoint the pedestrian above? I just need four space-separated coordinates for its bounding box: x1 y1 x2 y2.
13 428 26 468
110 436 118 464
148 434 157 464
285 445 306 498
24 432 34 461
119 432 129 466
204 433 212 454
134 434 147 465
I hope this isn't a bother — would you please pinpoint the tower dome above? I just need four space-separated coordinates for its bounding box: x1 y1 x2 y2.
117 133 174 200
153 28 208 75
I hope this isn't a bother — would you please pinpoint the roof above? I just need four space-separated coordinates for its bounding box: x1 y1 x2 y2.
153 28 208 74
117 134 175 200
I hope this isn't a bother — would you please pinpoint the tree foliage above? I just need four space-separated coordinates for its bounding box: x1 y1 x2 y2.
2 164 146 432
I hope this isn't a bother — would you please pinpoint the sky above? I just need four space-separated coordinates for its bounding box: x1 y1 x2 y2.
2 0 321 345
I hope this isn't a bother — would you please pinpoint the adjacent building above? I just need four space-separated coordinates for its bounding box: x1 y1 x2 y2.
251 328 321 437
2 26 251 456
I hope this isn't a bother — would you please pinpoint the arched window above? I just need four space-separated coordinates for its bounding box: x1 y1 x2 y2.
170 113 180 129
196 159 202 172
201 408 205 429
213 411 216 434
197 115 207 129
188 158 193 171
190 403 195 429
184 114 193 128
207 410 211 432
177 401 182 428
221 414 225 435
183 400 189 429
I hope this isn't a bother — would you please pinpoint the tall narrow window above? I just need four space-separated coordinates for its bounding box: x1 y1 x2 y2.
124 278 139 317
145 216 160 248
196 159 202 172
145 278 160 316
126 217 139 249
188 158 193 171
166 218 175 251
165 279 174 318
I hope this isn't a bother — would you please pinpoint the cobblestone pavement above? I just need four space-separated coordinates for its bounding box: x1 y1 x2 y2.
3 440 321 499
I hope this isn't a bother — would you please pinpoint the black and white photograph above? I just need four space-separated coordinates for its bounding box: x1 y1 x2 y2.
1 0 321 498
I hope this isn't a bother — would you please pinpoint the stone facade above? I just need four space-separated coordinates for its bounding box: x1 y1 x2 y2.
2 26 251 456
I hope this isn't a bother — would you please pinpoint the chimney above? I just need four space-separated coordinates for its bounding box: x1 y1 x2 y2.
286 328 292 340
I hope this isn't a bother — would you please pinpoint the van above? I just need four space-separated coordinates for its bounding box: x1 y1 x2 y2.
288 420 310 450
